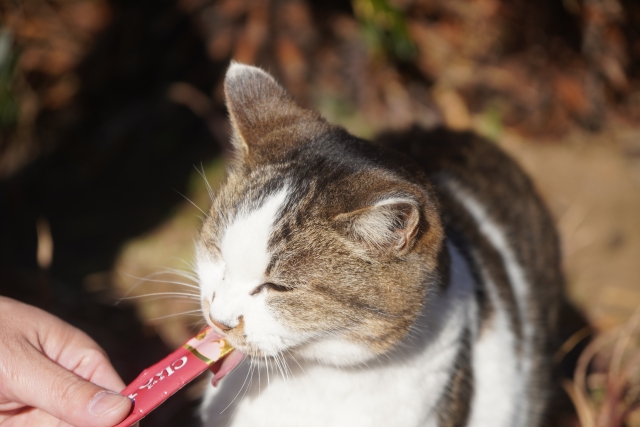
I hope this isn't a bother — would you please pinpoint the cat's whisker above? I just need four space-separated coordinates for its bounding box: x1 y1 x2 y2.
123 290 200 298
230 362 256 426
224 362 255 427
156 267 200 283
155 257 200 277
186 318 207 328
117 271 202 307
165 256 197 268
130 277 200 290
117 291 201 302
174 188 207 216
257 356 262 395
283 353 294 380
117 271 157 298
139 267 199 280
120 299 201 312
285 350 309 380
272 351 289 392
196 163 216 204
245 362 255 402
272 352 284 383
273 354 283 388
264 355 271 388
280 352 294 389
153 280 199 290
220 357 252 415
117 295 201 305
146 309 203 322
124 269 200 288
278 351 290 379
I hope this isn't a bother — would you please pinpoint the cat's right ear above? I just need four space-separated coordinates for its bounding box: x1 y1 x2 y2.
223 62 325 161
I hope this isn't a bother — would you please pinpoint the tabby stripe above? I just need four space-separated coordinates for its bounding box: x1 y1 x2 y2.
435 182 523 346
436 327 473 427
440 177 533 425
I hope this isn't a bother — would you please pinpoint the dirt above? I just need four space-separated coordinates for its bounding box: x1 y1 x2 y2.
500 125 640 329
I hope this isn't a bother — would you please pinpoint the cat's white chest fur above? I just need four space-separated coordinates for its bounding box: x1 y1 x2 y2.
200 242 521 427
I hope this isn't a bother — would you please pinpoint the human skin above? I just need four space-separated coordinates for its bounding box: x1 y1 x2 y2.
0 296 132 427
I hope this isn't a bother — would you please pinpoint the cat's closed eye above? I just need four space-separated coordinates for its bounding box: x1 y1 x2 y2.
250 282 290 295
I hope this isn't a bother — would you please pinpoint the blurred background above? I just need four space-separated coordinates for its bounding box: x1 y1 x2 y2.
0 0 639 426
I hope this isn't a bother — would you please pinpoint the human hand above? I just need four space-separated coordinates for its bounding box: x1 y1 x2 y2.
0 296 132 427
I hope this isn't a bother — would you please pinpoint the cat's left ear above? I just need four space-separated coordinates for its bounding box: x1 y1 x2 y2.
333 197 421 256
223 62 326 161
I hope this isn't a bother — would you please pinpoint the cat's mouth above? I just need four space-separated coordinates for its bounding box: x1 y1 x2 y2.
225 342 283 359
197 324 249 386
210 346 246 386
204 320 295 359
207 339 293 386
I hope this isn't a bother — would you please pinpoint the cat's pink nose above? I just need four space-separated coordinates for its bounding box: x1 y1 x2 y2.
210 318 232 332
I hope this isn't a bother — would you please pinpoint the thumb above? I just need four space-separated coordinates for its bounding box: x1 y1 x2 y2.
10 345 132 427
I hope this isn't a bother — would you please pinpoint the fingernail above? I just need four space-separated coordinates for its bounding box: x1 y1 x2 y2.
89 391 129 417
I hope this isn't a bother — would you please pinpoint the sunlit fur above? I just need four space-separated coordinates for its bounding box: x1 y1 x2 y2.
196 63 563 427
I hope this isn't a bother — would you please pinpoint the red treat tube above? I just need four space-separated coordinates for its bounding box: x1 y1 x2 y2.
114 327 240 427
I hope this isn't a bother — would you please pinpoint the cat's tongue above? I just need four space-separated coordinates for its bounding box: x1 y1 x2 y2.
210 346 245 386
182 328 245 386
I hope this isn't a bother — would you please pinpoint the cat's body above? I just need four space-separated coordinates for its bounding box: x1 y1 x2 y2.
196 63 563 427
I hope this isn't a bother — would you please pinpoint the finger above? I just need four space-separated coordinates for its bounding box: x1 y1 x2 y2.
53 330 127 393
0 406 77 427
32 312 127 393
82 355 128 393
0 297 127 394
7 342 131 427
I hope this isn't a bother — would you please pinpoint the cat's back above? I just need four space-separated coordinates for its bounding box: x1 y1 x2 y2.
377 127 564 426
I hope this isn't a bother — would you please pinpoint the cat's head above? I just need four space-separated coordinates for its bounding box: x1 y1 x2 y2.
196 63 445 366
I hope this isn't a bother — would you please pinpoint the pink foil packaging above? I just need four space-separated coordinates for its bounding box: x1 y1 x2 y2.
114 327 241 427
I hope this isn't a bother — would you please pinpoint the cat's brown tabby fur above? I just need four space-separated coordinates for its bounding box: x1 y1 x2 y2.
197 63 564 427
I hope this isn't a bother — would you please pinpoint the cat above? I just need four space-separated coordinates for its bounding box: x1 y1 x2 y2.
195 62 563 427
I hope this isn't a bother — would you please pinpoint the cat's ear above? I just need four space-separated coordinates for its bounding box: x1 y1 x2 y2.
334 197 421 256
223 62 325 160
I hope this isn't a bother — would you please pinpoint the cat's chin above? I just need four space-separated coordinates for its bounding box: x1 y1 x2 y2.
291 337 379 367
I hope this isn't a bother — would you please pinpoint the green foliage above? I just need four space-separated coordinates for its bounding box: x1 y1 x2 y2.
315 92 375 139
477 104 504 142
352 0 417 61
